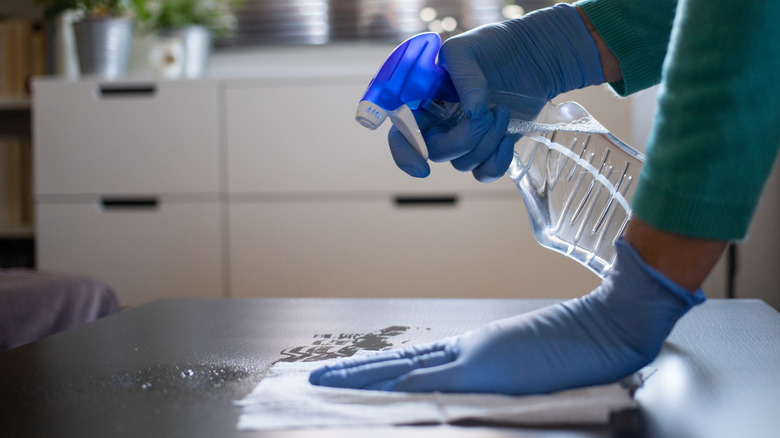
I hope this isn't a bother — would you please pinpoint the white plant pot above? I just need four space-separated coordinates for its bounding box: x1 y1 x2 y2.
153 25 212 79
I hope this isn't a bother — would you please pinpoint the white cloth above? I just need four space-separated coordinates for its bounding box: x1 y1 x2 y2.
235 358 644 431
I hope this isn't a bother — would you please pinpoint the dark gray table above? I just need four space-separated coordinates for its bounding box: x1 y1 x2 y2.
1 298 778 438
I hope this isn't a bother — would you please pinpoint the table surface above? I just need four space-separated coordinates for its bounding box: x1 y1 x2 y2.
1 298 778 438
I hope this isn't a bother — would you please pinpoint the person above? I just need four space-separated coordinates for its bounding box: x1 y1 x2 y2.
309 0 780 394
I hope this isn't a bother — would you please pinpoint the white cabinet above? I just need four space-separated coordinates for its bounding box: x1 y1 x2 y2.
33 79 224 306
37 63 659 305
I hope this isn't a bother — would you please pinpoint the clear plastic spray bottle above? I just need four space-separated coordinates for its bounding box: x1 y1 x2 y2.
355 33 645 278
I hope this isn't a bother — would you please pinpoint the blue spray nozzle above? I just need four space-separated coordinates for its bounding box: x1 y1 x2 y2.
356 33 461 159
356 33 459 131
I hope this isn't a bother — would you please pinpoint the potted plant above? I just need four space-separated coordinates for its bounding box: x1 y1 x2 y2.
135 0 241 78
37 0 138 79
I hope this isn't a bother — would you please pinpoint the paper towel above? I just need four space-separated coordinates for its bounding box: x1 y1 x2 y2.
236 358 644 430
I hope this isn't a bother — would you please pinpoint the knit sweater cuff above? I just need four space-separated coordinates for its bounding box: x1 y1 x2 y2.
576 0 673 96
631 177 754 241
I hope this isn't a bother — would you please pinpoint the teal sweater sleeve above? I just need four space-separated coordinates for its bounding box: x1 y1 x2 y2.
577 0 780 240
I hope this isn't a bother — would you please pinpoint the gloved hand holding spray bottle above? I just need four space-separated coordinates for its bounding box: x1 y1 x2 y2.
310 4 705 395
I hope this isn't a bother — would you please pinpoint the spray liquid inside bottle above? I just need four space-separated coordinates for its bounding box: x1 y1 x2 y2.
357 33 645 278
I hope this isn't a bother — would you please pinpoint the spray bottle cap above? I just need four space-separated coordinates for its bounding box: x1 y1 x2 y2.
356 33 459 159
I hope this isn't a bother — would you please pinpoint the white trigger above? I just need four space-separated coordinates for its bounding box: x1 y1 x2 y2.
389 104 428 160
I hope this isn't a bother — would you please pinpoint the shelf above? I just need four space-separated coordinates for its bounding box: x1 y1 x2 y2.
0 226 35 239
0 97 32 137
0 96 32 111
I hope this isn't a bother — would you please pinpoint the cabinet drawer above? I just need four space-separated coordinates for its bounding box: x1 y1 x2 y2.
33 80 220 195
229 197 599 299
36 200 223 306
226 81 518 194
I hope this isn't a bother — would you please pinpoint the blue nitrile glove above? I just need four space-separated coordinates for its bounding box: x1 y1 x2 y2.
310 240 705 395
389 104 515 182
391 3 604 182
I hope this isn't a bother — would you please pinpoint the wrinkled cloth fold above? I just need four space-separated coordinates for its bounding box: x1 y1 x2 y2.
236 357 645 431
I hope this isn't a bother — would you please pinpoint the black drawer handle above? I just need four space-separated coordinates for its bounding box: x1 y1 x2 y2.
100 197 159 211
394 195 458 207
98 84 156 98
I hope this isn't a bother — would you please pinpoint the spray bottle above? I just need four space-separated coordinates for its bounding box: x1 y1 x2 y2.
356 33 645 278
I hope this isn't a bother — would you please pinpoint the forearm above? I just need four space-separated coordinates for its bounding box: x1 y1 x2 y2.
623 219 727 292
576 0 677 95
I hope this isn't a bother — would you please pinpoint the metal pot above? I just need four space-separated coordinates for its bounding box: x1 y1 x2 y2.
72 17 133 79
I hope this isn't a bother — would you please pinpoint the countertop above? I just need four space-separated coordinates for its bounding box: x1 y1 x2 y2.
1 297 778 437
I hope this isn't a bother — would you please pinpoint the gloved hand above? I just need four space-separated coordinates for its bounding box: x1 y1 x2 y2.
309 240 705 395
391 3 604 182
